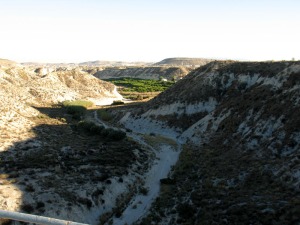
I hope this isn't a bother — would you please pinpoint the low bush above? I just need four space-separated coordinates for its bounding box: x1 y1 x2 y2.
77 121 95 131
100 128 110 137
36 202 45 209
139 186 149 196
177 203 196 219
77 121 126 140
97 110 113 121
65 105 86 118
21 204 34 213
62 100 93 119
107 129 127 141
160 178 176 185
89 124 105 134
62 100 94 108
111 100 124 105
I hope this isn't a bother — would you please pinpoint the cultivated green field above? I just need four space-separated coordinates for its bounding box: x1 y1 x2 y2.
104 77 175 93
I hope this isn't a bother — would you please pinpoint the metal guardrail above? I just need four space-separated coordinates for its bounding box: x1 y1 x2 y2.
0 210 90 225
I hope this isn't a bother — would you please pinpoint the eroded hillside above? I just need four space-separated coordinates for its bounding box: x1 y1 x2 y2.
0 67 122 151
0 65 145 224
91 66 192 81
118 61 300 224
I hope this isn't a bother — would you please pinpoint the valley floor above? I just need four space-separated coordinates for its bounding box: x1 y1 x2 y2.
92 110 181 224
0 103 182 225
112 143 180 225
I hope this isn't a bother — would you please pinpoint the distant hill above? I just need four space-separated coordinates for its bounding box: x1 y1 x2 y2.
92 66 192 80
154 57 214 66
79 60 151 67
22 61 152 67
21 62 77 67
22 58 213 67
0 58 18 67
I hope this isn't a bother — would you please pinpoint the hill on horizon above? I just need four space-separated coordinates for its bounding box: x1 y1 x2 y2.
154 57 215 66
0 58 18 67
17 57 214 67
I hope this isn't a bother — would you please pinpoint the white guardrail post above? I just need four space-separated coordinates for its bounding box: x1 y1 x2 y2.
0 210 90 225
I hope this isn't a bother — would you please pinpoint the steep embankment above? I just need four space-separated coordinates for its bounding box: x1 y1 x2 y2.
92 66 192 81
119 61 300 224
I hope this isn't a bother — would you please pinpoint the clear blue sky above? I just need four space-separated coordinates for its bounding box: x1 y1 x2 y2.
1 0 299 63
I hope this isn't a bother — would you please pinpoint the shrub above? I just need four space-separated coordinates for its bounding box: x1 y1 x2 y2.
97 110 113 121
100 128 110 137
77 197 92 209
77 121 126 140
111 100 124 105
160 178 176 185
21 204 34 213
62 100 94 108
36 202 45 209
104 128 114 135
137 95 143 100
90 124 105 134
139 186 149 196
77 121 95 131
25 184 35 192
77 121 106 136
66 105 86 116
107 129 126 141
177 203 196 219
62 100 93 119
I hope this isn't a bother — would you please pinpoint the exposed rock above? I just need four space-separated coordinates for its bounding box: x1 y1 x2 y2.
119 60 300 224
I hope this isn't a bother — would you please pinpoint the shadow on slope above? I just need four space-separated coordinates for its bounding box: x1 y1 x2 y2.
0 106 146 223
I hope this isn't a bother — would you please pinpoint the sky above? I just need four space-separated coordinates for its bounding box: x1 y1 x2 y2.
0 0 300 63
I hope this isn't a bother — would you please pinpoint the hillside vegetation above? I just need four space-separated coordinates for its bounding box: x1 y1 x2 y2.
119 60 300 224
